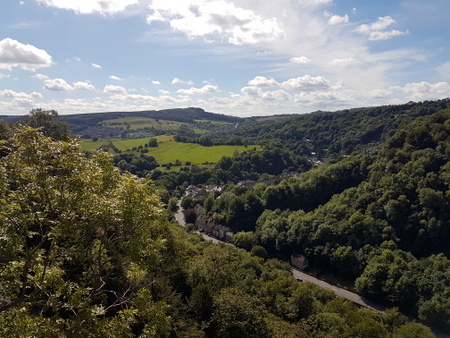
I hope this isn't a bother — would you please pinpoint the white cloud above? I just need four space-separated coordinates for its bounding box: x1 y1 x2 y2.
241 86 262 96
368 88 392 99
40 77 95 91
281 75 332 92
158 89 170 95
0 89 42 99
401 81 450 101
73 81 95 90
36 0 139 15
109 75 124 80
354 16 408 41
299 0 332 6
172 77 194 85
290 56 312 64
329 57 359 66
177 84 219 95
146 0 284 45
44 78 73 91
103 84 127 94
240 86 292 102
0 38 53 71
328 14 349 25
368 30 408 41
0 73 10 79
91 63 102 69
0 89 42 108
33 73 49 80
151 80 161 85
260 89 292 102
354 16 395 34
248 76 279 88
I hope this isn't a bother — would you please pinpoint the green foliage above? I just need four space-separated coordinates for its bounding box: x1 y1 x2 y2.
226 98 450 158
148 138 158 147
0 127 171 335
113 152 159 176
195 105 450 328
21 108 73 141
2 102 447 335
181 196 194 209
234 231 257 250
392 322 435 338
208 287 270 338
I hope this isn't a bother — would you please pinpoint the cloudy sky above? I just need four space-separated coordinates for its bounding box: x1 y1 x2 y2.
1 0 450 116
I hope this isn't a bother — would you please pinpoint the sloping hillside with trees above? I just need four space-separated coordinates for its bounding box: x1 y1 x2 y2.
0 110 437 337
199 105 450 330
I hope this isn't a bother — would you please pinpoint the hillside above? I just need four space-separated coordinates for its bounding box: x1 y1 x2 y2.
0 107 244 139
0 124 437 337
188 103 450 330
215 99 450 159
2 101 450 335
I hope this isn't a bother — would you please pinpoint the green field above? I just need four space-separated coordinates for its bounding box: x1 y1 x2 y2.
80 136 262 166
102 117 187 131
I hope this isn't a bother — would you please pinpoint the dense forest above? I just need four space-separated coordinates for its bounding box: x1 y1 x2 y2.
0 104 448 336
183 104 450 330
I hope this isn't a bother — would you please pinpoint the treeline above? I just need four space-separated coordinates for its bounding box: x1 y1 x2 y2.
214 99 450 159
199 107 450 329
0 111 436 337
174 129 254 147
150 146 311 196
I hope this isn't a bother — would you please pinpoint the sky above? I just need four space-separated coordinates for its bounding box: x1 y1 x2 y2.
1 0 450 117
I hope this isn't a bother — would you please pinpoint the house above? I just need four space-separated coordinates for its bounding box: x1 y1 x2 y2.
291 253 309 270
194 204 233 242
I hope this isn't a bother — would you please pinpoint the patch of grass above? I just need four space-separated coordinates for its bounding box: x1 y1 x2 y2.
79 139 110 151
102 117 186 131
146 141 260 165
112 138 149 151
80 136 262 166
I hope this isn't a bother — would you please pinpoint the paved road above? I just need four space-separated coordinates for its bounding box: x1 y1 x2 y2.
174 202 448 337
174 200 185 226
174 201 223 244
175 202 385 310
291 269 386 312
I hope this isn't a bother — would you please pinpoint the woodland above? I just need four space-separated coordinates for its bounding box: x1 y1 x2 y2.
0 101 449 337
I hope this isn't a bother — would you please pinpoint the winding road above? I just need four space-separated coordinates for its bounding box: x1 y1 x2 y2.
291 269 386 312
175 201 385 310
174 202 449 337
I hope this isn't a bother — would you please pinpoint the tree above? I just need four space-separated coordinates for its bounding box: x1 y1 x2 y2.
0 119 13 140
148 138 158 147
0 127 171 335
181 196 194 210
21 108 72 141
392 323 434 338
208 288 270 338
234 231 256 251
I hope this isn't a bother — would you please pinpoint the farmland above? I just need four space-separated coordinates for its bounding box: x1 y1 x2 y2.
80 135 261 167
102 117 187 131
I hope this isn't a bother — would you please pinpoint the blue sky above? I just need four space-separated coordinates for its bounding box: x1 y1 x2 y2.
1 0 450 117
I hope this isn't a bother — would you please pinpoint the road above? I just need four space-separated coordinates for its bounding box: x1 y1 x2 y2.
174 202 448 337
175 201 384 310
174 201 223 244
291 269 386 312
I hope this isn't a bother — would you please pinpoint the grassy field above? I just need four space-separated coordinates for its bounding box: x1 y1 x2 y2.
80 136 262 166
102 117 187 131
